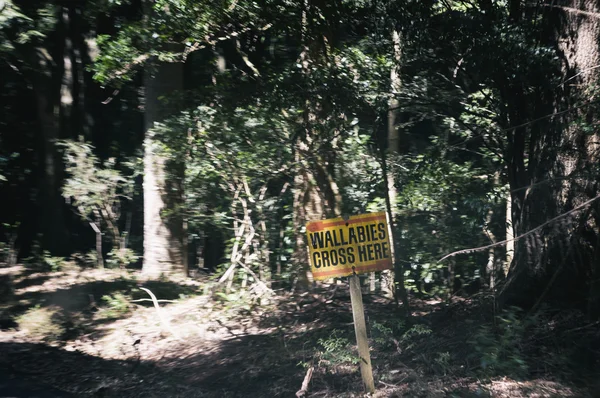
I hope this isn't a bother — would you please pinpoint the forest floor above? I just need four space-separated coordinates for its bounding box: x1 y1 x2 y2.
0 264 599 398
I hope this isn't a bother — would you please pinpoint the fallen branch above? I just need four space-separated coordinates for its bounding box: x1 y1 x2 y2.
295 366 314 398
439 194 600 262
130 298 177 303
139 287 183 341
379 380 402 388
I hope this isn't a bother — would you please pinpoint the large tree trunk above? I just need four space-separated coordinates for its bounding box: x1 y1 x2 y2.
499 1 600 315
33 6 69 255
142 49 186 278
291 0 342 288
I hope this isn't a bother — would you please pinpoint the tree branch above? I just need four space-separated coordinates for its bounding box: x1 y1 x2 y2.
139 287 183 341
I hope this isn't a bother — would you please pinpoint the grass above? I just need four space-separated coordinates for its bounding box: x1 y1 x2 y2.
15 305 66 342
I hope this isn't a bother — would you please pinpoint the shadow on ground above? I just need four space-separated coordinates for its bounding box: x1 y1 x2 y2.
1 268 599 397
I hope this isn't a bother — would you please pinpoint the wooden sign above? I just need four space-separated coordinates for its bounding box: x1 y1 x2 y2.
306 211 393 280
306 212 393 394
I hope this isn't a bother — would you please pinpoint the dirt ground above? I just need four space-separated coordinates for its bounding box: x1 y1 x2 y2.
0 265 598 397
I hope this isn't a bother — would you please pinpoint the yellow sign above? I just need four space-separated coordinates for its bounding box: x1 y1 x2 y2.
306 212 393 280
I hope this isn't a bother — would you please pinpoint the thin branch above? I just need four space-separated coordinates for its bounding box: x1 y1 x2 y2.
236 38 260 77
101 89 120 105
439 194 600 262
139 287 183 341
131 298 177 303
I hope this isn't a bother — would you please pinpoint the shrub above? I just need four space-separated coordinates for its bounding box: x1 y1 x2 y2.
468 306 531 377
315 330 360 369
106 248 139 268
42 251 65 272
99 293 131 318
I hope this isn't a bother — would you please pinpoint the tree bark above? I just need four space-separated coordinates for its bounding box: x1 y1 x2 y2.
499 1 600 314
505 185 514 276
385 28 409 310
142 44 186 278
33 6 68 255
291 0 342 288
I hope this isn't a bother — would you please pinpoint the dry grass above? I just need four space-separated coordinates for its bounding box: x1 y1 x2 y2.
14 305 66 342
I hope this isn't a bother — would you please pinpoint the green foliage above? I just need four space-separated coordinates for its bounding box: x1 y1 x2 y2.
433 351 452 376
42 251 65 272
469 307 533 378
60 139 134 221
213 290 253 313
106 248 139 268
93 28 143 86
100 293 131 318
87 0 573 297
71 250 100 268
371 320 395 348
59 139 137 262
0 0 46 54
316 330 360 369
371 319 433 353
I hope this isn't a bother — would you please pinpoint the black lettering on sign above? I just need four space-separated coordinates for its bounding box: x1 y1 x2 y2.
324 231 334 248
347 247 356 263
339 229 349 245
321 251 330 267
366 244 375 261
338 248 347 265
358 245 367 262
313 252 321 268
369 224 378 241
382 242 390 259
377 222 386 240
373 242 383 259
348 227 357 245
310 232 324 249
357 226 366 243
332 230 341 246
330 250 339 266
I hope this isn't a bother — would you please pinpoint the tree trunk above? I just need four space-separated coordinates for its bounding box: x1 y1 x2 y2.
291 0 342 288
505 185 514 276
385 28 409 310
33 6 68 255
142 46 185 278
499 1 600 314
89 221 104 268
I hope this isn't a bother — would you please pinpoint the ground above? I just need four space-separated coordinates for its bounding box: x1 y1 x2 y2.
0 264 598 397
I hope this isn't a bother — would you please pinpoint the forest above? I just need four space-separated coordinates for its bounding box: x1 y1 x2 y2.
0 0 599 396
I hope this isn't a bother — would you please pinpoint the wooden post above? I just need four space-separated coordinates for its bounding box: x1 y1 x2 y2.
349 274 375 393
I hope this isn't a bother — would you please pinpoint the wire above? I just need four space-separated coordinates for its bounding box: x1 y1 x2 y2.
438 193 600 262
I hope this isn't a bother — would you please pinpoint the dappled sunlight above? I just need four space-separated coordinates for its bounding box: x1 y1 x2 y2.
2 0 600 396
